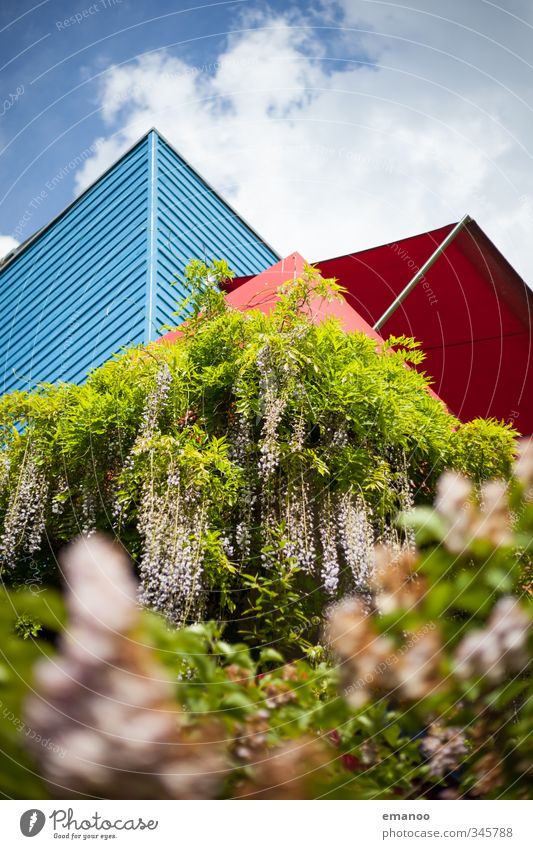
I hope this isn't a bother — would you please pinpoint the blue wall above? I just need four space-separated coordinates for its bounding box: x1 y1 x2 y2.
0 129 279 394
153 134 279 337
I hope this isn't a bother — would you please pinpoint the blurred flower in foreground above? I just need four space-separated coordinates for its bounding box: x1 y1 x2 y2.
326 597 396 707
371 546 426 614
434 471 476 554
239 737 330 799
514 438 533 492
472 752 504 797
24 534 226 799
435 472 512 553
454 596 530 684
326 590 442 707
421 724 468 779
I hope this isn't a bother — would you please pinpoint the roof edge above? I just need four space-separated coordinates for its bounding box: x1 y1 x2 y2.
0 126 281 273
0 130 153 273
152 127 281 261
315 221 457 267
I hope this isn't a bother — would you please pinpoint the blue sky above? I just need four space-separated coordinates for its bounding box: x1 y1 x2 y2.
0 0 270 240
2 0 533 280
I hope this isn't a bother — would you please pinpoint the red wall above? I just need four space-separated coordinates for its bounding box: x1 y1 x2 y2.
315 222 533 435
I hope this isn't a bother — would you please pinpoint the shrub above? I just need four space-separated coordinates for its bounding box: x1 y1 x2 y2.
0 262 516 647
2 453 531 800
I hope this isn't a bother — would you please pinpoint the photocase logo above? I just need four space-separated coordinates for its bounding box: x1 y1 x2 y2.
20 809 46 837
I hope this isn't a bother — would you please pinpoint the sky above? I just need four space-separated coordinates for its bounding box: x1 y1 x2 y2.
1 0 533 282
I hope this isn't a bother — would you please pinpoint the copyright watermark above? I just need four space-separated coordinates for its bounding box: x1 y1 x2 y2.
56 0 122 31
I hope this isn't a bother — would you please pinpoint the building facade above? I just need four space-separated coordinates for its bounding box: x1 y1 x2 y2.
2 130 531 433
316 221 533 434
0 129 279 394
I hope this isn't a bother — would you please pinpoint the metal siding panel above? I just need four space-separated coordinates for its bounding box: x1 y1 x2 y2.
0 146 148 297
154 136 278 331
156 154 274 268
157 177 249 262
0 205 147 335
13 259 147 387
62 301 146 383
0 138 150 393
0 129 279 390
2 222 147 387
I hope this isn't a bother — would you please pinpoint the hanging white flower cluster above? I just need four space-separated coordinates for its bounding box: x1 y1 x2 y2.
319 496 340 595
283 477 316 574
118 363 211 625
0 445 48 567
51 477 68 517
139 362 172 439
138 468 207 625
113 363 173 527
259 490 278 570
337 493 374 592
396 466 416 550
256 343 287 481
377 466 415 554
0 451 11 493
79 485 97 535
289 413 306 452
325 424 348 451
228 414 255 563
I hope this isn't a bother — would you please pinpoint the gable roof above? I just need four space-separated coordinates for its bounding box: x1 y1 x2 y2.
0 128 279 273
0 129 279 394
161 252 384 346
227 251 383 338
313 219 533 433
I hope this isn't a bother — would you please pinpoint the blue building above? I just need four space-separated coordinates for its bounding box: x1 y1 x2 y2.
0 129 279 394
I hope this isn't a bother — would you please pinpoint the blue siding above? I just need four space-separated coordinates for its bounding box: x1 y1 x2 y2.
0 129 279 392
153 134 278 337
0 137 150 394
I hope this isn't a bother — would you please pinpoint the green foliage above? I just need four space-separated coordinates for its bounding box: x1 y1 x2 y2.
0 585 64 799
450 418 516 482
0 261 517 644
1 463 532 800
140 617 426 799
171 258 235 325
14 615 42 640
239 566 322 652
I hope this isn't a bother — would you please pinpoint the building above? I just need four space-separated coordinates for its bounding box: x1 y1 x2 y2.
0 128 279 395
315 221 533 435
162 251 383 345
2 127 532 432
225 220 533 434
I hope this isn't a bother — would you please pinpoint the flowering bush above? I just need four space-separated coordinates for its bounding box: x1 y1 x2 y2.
323 451 533 799
0 262 516 648
0 455 531 801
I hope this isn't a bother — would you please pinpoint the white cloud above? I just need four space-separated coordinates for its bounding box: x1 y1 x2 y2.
75 1 533 281
0 235 19 260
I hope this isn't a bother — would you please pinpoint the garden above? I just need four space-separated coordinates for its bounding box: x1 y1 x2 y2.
0 262 530 799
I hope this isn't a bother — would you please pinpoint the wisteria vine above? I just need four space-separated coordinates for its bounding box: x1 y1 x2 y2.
0 261 517 637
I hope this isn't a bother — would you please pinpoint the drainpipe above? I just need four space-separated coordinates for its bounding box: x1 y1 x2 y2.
373 214 472 332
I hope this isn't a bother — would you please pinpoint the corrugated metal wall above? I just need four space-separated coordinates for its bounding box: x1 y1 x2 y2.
153 133 279 337
0 129 278 393
0 136 150 394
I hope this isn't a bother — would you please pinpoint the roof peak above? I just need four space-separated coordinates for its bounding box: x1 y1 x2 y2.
1 125 280 272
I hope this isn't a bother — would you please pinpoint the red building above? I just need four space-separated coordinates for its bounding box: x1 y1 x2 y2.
223 218 533 435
